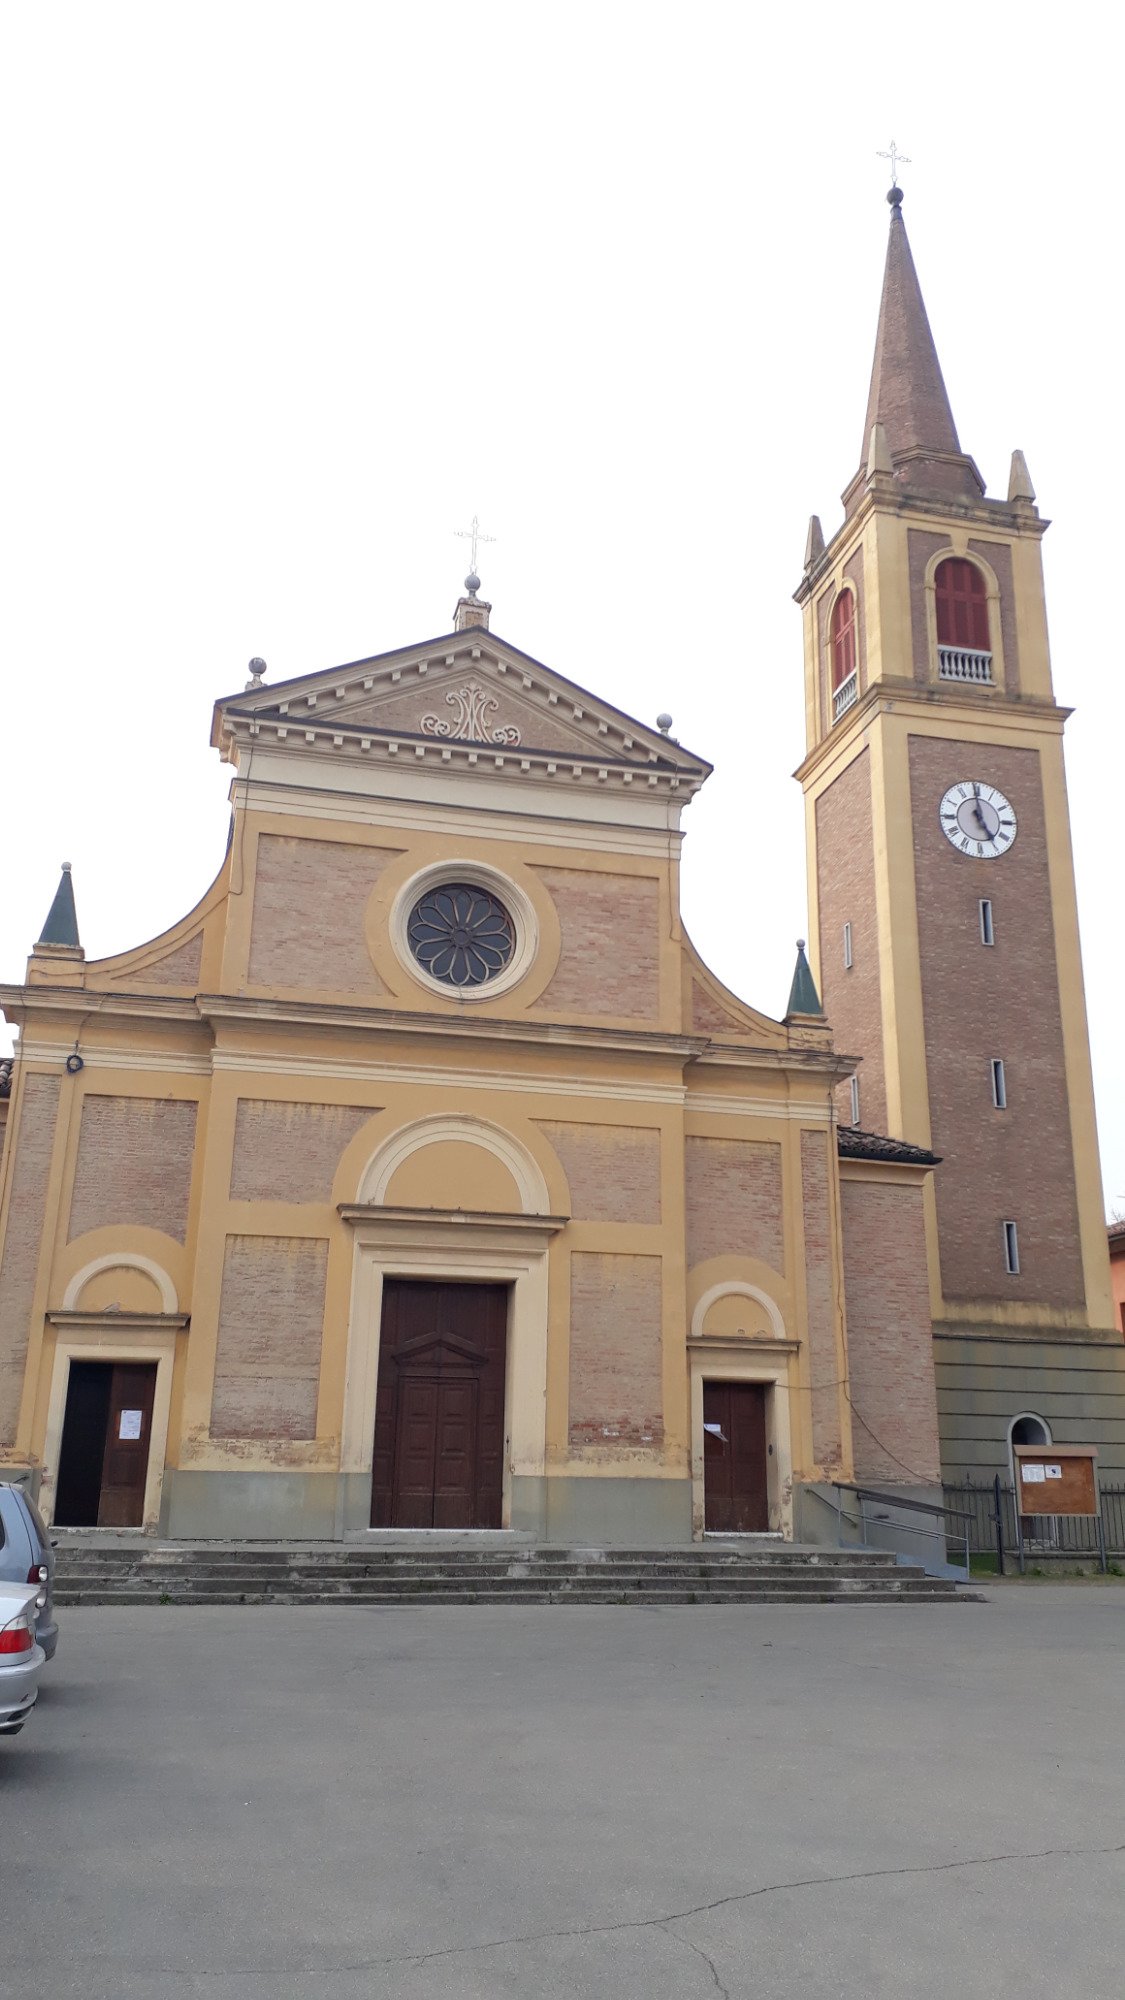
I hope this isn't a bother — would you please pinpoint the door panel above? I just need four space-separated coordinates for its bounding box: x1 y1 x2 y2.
98 1364 157 1528
703 1381 769 1533
371 1280 507 1529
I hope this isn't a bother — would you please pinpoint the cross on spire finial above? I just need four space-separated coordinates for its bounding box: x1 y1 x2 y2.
455 513 495 586
877 139 911 189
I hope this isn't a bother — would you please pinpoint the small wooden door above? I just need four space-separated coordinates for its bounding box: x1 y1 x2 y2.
371 1281 507 1529
703 1381 769 1533
54 1360 157 1528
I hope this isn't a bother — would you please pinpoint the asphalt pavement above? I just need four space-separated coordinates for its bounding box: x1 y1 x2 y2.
2 1585 1123 1999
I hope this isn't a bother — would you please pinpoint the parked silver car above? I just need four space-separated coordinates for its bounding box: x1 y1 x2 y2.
0 1582 45 1735
0 1481 58 1660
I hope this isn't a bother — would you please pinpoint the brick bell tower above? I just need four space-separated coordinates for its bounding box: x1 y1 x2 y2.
794 182 1121 1484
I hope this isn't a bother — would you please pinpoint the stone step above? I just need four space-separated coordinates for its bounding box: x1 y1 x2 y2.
56 1570 945 1600
54 1545 902 1571
55 1584 968 1608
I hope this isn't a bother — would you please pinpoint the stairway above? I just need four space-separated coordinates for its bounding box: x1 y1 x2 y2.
53 1540 976 1606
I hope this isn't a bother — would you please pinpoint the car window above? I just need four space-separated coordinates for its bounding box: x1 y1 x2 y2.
20 1492 49 1548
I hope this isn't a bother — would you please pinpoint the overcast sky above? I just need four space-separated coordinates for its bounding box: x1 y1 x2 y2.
2 4 1121 1217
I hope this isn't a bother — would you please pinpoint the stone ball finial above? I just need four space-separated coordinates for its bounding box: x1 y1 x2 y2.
797 938 806 951
656 712 673 735
245 656 267 691
465 573 481 596
887 184 904 208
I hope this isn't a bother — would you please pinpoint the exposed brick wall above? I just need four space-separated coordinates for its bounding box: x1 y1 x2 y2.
907 528 948 680
841 1177 941 1482
968 538 1020 691
136 932 203 987
801 1130 843 1470
230 1099 373 1205
685 1137 784 1273
68 1095 198 1244
691 980 750 1037
0 1074 61 1447
532 868 659 1021
537 1120 661 1224
248 836 399 994
909 736 1084 1307
814 750 886 1134
843 550 866 692
568 1250 663 1448
209 1235 328 1440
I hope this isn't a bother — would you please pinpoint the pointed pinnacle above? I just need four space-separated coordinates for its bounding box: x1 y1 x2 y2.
1008 450 1036 504
804 516 825 570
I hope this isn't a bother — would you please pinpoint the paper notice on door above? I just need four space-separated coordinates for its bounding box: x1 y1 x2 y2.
119 1409 143 1440
1044 1464 1063 1480
703 1423 727 1442
1021 1463 1046 1484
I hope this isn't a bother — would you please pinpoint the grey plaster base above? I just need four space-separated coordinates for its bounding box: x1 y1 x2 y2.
162 1470 695 1545
935 1329 1125 1481
794 1480 952 1575
161 1470 341 1541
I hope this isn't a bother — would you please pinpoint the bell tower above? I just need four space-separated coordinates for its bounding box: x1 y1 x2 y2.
795 185 1119 1482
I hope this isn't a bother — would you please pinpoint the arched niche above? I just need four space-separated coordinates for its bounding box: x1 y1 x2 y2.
358 1114 553 1216
691 1280 786 1344
63 1253 178 1315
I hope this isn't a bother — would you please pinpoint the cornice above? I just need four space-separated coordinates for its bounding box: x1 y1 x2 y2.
794 484 1050 604
196 992 711 1061
794 679 1070 786
0 985 204 1028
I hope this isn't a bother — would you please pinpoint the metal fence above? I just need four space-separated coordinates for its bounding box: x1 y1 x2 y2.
943 1479 1125 1569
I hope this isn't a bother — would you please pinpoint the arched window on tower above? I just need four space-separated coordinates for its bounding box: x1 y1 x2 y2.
830 591 858 721
935 558 992 684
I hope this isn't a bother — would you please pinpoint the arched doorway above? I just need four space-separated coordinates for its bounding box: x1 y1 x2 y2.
1008 1413 1055 1545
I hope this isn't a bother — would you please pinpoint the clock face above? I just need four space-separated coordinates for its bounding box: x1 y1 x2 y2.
939 781 1017 859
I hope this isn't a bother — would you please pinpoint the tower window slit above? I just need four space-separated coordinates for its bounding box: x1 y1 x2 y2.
991 1058 1007 1109
1003 1221 1020 1274
979 898 994 946
849 1075 860 1126
843 921 853 969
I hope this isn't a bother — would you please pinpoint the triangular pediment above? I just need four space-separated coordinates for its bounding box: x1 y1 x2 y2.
212 627 711 785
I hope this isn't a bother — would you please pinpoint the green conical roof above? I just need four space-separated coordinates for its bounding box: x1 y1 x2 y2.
37 864 80 949
786 939 822 1017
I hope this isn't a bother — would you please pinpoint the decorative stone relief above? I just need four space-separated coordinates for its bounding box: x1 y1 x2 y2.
421 683 521 746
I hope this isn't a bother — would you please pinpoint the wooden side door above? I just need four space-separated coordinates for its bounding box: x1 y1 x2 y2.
703 1381 769 1533
98 1363 158 1528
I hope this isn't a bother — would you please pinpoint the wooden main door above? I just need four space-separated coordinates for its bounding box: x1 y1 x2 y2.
371 1281 507 1529
703 1381 769 1533
54 1360 158 1528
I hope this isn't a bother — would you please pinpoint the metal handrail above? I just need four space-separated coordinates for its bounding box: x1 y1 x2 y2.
830 1482 972 1579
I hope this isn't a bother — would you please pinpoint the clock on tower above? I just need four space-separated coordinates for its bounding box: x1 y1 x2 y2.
793 184 1121 1490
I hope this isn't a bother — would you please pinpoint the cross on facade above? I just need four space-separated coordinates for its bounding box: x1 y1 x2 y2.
455 514 495 578
877 140 911 187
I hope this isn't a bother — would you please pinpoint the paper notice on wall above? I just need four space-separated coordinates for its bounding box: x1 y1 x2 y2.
1044 1464 1063 1480
119 1409 143 1440
1021 1464 1046 1484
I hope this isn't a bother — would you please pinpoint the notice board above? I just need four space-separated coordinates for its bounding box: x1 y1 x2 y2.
1014 1445 1098 1517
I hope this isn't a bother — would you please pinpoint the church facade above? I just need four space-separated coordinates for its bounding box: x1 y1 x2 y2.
0 192 1118 1543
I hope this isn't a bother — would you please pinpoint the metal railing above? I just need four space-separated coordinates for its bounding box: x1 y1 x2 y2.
938 646 993 683
831 1482 973 1579
943 1479 1121 1573
832 671 858 721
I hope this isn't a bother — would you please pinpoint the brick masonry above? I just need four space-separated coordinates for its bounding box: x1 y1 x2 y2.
230 1099 373 1205
532 867 659 1021
685 1137 784 1273
68 1095 198 1245
135 931 203 987
691 980 750 1036
815 749 886 1134
0 1073 61 1447
567 1250 663 1449
209 1234 328 1440
248 836 400 994
908 736 1084 1307
537 1120 661 1224
841 1177 941 1483
907 528 948 680
801 1130 843 1470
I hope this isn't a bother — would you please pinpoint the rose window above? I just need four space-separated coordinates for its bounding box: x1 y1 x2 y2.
406 882 515 989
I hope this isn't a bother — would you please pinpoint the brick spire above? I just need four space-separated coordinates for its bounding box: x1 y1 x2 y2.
857 189 982 502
